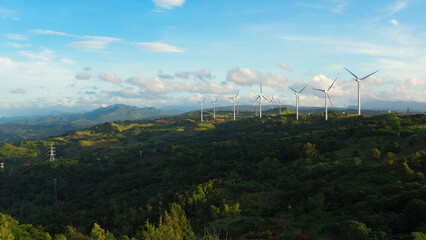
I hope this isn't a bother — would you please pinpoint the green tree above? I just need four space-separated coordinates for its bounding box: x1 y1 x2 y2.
89 223 115 240
371 148 381 160
139 203 195 240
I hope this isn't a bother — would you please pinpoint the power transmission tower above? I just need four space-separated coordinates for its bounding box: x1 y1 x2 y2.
49 144 56 162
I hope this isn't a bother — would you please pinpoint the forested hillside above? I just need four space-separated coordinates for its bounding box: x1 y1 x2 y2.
0 112 425 239
0 105 177 143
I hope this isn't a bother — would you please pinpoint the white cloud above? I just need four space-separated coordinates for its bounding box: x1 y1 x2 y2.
68 41 108 51
57 98 77 107
390 19 399 26
387 0 409 15
175 69 214 80
152 0 186 9
6 42 31 48
277 62 292 72
98 72 122 83
18 49 56 61
2 33 27 40
173 81 235 94
32 29 70 36
135 42 184 53
10 88 26 94
60 58 77 64
226 67 287 86
84 36 121 42
127 75 170 93
375 77 426 102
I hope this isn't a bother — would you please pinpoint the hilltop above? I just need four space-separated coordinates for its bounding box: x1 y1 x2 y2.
0 105 177 143
0 112 425 239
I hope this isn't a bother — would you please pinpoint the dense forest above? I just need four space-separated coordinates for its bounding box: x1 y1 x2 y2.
0 110 425 239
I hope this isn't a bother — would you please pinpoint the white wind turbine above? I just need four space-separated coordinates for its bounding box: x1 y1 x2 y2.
253 82 269 118
276 97 282 115
313 78 336 121
289 85 307 120
229 90 240 120
270 95 275 110
199 97 206 122
212 98 218 119
344 68 379 116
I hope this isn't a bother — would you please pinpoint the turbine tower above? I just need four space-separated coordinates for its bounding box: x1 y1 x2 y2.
229 90 240 120
277 97 282 115
344 68 379 116
270 95 275 110
313 78 336 121
289 85 307 120
253 82 269 118
212 98 217 119
199 97 206 122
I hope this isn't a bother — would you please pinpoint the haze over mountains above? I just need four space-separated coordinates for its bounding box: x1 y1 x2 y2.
0 105 177 143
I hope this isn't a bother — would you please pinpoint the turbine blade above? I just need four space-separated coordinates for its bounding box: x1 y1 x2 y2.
262 95 269 101
203 97 206 103
299 85 307 93
328 78 337 91
252 95 260 103
344 67 358 79
235 89 240 98
327 93 333 108
360 70 379 80
313 88 325 92
289 87 297 93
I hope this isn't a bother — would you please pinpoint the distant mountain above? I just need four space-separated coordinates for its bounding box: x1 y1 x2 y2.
0 105 177 143
360 100 426 113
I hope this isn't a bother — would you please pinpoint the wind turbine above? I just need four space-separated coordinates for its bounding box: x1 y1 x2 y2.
313 78 336 121
270 95 275 110
253 82 269 118
229 90 240 120
212 98 218 119
344 68 379 116
276 97 282 115
289 85 307 120
199 97 206 122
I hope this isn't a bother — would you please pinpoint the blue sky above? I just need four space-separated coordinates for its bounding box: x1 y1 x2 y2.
0 0 425 116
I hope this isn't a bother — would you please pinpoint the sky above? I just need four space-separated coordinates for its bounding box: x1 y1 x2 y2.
0 0 425 117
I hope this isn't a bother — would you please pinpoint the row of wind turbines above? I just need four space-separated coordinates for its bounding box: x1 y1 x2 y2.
197 68 379 122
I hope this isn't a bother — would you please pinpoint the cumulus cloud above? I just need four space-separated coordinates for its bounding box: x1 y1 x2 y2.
157 70 174 79
375 77 426 102
277 62 292 72
152 0 186 9
2 33 27 40
10 88 26 94
226 67 287 86
127 75 170 93
135 42 184 52
98 72 122 83
75 72 91 80
175 69 214 80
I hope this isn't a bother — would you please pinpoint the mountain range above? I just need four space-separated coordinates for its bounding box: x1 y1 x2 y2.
0 105 177 143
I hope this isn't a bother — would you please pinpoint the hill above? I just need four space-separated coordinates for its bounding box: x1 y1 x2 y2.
0 105 177 143
0 112 425 239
